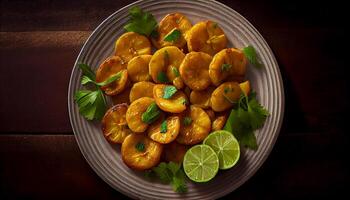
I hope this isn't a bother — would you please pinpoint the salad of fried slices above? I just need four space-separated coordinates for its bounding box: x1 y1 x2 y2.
74 7 269 193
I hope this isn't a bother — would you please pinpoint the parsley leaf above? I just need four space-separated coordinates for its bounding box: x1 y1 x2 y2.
221 63 232 72
78 63 96 80
157 71 169 83
163 85 177 99
164 29 181 42
224 91 269 150
242 45 262 68
151 162 188 193
135 142 145 152
124 6 158 36
81 71 123 86
183 117 192 126
74 89 106 120
141 102 161 124
160 120 167 133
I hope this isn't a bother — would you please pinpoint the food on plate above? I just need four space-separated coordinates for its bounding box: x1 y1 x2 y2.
122 133 163 170
211 81 241 112
74 7 270 193
127 55 152 82
126 97 156 132
153 84 187 113
151 13 192 49
115 32 152 63
95 56 129 96
148 115 181 144
176 106 211 145
102 104 133 143
209 48 247 85
129 81 155 102
185 21 227 56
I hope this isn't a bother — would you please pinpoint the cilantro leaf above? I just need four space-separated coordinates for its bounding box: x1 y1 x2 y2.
163 85 177 99
141 102 161 124
160 120 167 133
135 142 145 152
157 71 169 83
81 71 122 86
242 45 262 68
151 162 188 193
183 117 192 126
74 89 106 120
78 63 96 80
124 6 158 36
163 29 181 42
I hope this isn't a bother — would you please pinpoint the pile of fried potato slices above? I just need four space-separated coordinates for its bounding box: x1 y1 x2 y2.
98 13 251 171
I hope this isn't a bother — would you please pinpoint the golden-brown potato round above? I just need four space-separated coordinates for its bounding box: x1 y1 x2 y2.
163 142 188 163
151 13 192 49
212 113 228 131
126 97 155 132
149 46 185 83
211 82 241 112
239 80 251 96
209 48 247 86
172 77 184 90
121 133 163 170
115 32 151 63
153 84 187 113
176 106 211 145
129 81 155 102
185 21 227 56
127 55 152 82
189 87 215 109
205 109 216 121
148 115 180 144
111 86 131 105
102 104 133 143
96 56 128 96
179 52 212 91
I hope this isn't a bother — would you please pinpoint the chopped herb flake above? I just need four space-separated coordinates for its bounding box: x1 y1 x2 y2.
163 86 177 99
160 120 167 133
183 117 192 126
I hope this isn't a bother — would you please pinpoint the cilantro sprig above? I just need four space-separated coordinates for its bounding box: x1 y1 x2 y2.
224 91 269 150
74 63 120 121
124 6 158 36
242 45 263 68
146 162 187 193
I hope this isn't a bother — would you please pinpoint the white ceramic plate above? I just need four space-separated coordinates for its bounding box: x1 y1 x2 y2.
68 0 284 199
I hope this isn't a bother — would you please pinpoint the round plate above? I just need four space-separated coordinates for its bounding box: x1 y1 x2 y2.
68 0 284 199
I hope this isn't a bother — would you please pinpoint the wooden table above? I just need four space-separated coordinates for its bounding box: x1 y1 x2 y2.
0 0 348 199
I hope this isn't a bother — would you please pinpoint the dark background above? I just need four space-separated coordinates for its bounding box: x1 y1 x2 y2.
0 0 348 199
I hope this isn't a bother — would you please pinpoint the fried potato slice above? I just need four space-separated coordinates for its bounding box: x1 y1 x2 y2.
209 48 247 86
163 142 188 163
190 87 215 109
151 13 192 49
148 115 180 144
129 81 155 102
101 104 133 143
149 46 185 83
153 84 187 113
204 109 216 121
172 76 184 90
239 80 250 96
185 21 227 56
212 113 228 131
211 82 241 112
111 86 131 105
127 55 152 82
126 97 154 132
179 52 212 91
176 106 211 145
96 56 128 96
122 133 163 171
115 32 151 63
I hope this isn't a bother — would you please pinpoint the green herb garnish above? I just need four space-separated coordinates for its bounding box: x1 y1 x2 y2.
160 120 167 133
81 71 122 86
242 45 262 68
135 142 145 152
181 98 188 105
221 63 232 72
163 85 177 99
124 6 158 36
183 117 192 126
141 102 161 124
163 29 181 42
151 162 187 193
171 66 180 77
157 71 169 83
224 87 232 94
224 91 269 150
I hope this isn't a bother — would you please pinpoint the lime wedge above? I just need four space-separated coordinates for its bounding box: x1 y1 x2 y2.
203 130 240 170
183 144 219 182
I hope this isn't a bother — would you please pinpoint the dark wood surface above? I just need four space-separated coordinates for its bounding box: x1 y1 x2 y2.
0 0 348 199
